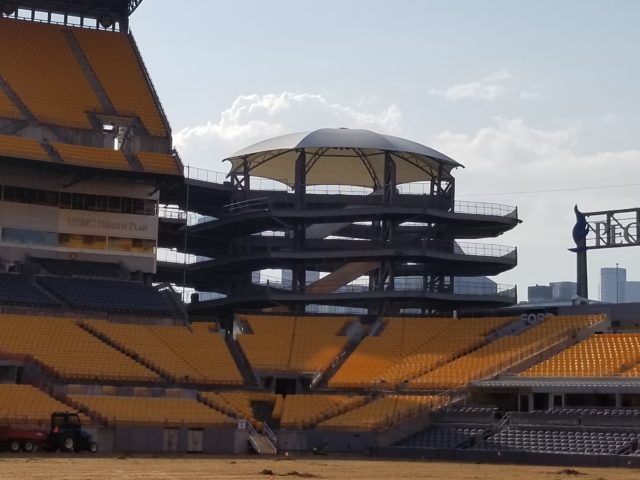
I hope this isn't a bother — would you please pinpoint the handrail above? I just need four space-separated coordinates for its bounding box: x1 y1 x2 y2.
263 422 277 445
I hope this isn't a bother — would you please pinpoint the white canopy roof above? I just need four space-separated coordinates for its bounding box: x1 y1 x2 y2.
224 128 463 188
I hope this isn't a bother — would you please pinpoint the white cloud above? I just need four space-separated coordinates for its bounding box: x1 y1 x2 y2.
601 112 624 124
430 69 516 101
432 118 640 298
173 92 402 171
431 70 544 102
519 89 543 100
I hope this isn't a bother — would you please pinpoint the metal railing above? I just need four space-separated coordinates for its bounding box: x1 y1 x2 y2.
454 241 517 259
184 166 229 184
222 197 270 215
455 200 517 218
263 422 277 446
158 207 215 226
250 274 516 299
156 238 516 267
182 166 518 217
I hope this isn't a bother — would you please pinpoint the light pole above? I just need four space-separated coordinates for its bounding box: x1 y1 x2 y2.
616 263 619 304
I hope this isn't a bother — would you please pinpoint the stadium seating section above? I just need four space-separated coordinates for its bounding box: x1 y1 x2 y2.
522 334 640 377
199 391 282 430
0 273 60 308
69 395 234 427
0 18 100 129
0 310 624 440
36 276 174 315
279 394 367 430
0 384 71 426
329 317 512 389
0 314 158 382
83 320 243 385
33 257 124 279
0 135 50 162
398 425 486 449
0 89 22 120
52 143 131 171
73 28 167 137
408 315 604 390
317 395 446 432
0 18 167 137
136 152 182 175
236 315 351 374
473 428 636 455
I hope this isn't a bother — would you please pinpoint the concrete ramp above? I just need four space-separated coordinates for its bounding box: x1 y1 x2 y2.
306 261 378 294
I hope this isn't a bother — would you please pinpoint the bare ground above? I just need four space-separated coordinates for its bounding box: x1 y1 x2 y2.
0 455 638 480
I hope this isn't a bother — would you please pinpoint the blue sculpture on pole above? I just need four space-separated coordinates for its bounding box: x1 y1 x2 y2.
572 205 589 249
571 205 589 298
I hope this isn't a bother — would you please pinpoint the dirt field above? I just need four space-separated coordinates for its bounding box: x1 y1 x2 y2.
0 456 638 480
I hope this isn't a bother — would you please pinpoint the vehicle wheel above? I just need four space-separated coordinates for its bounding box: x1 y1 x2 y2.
9 440 20 453
22 441 34 453
62 435 75 452
89 442 98 454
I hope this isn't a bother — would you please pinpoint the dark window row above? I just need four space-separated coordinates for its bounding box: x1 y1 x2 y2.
1 185 157 216
2 227 155 253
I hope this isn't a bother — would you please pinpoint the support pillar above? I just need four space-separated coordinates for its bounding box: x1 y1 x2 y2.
292 150 307 299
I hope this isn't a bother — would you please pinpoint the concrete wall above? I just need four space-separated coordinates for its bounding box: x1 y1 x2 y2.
378 446 640 468
278 429 376 454
111 426 239 454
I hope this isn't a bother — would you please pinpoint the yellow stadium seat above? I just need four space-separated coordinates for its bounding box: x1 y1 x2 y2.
73 28 168 137
0 18 101 129
52 142 131 171
70 395 235 428
137 151 181 175
0 135 50 162
0 314 159 383
0 384 73 426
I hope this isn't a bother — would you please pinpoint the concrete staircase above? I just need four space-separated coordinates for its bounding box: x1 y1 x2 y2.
247 422 277 455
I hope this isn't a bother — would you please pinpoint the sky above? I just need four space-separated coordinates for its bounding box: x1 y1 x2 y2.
131 0 640 301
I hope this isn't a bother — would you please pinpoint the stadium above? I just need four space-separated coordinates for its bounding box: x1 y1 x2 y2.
0 0 640 473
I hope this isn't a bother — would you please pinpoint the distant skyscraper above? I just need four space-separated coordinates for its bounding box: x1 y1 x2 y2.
528 285 553 304
550 281 577 302
601 267 626 303
626 281 640 303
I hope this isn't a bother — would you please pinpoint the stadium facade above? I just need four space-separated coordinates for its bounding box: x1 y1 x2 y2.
2 0 640 466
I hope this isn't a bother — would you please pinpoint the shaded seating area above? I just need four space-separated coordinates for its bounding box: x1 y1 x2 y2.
0 273 60 308
397 425 486 449
31 257 125 279
473 428 637 455
37 276 173 315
